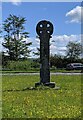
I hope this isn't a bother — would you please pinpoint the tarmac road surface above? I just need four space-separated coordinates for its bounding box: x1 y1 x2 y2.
1 72 83 76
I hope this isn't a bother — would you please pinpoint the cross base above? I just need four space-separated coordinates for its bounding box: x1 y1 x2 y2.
35 82 55 88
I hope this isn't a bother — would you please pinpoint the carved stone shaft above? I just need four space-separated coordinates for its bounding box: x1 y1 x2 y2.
40 34 50 83
35 20 55 88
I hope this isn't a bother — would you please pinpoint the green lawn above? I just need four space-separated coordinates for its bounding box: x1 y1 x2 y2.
2 75 81 119
1 69 81 73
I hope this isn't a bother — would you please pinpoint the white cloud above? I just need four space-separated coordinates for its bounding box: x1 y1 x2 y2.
30 34 81 57
0 34 81 57
10 0 22 5
51 34 81 46
0 37 4 52
66 6 83 23
28 34 81 57
50 34 81 56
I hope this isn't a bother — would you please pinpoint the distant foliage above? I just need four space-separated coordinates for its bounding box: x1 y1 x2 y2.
6 60 32 71
50 54 83 68
66 42 82 60
2 14 32 61
2 59 40 71
33 47 40 57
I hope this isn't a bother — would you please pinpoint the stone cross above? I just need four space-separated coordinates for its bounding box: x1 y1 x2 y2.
35 20 55 88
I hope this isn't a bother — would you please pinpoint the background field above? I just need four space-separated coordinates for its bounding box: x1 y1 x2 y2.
2 75 81 119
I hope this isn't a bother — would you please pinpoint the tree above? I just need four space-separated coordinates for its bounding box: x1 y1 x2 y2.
50 54 64 68
0 30 2 38
66 41 82 60
33 47 40 57
2 14 32 60
0 25 2 67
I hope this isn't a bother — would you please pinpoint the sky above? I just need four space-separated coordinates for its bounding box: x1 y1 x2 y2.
1 1 82 57
2 0 82 2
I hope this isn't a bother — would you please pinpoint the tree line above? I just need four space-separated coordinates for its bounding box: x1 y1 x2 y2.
0 14 82 69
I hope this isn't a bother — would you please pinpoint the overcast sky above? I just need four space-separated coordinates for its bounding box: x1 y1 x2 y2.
1 1 82 57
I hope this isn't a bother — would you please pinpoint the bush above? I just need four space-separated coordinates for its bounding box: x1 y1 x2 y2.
6 60 32 71
31 60 40 68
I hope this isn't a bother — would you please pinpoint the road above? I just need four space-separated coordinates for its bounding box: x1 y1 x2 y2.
1 72 83 76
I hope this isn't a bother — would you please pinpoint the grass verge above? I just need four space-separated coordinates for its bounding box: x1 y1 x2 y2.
2 75 81 119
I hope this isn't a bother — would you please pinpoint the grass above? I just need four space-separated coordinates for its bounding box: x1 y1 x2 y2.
2 75 81 119
1 69 81 73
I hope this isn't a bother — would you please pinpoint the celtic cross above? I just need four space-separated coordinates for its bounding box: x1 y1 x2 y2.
35 20 55 88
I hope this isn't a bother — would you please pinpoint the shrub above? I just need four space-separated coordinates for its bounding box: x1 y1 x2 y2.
6 60 32 71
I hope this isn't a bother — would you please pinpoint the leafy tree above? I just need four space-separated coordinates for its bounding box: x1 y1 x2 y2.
1 52 9 68
0 52 2 67
66 42 82 60
0 24 2 37
33 47 40 57
0 30 2 38
50 54 64 68
0 25 2 67
2 14 32 60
